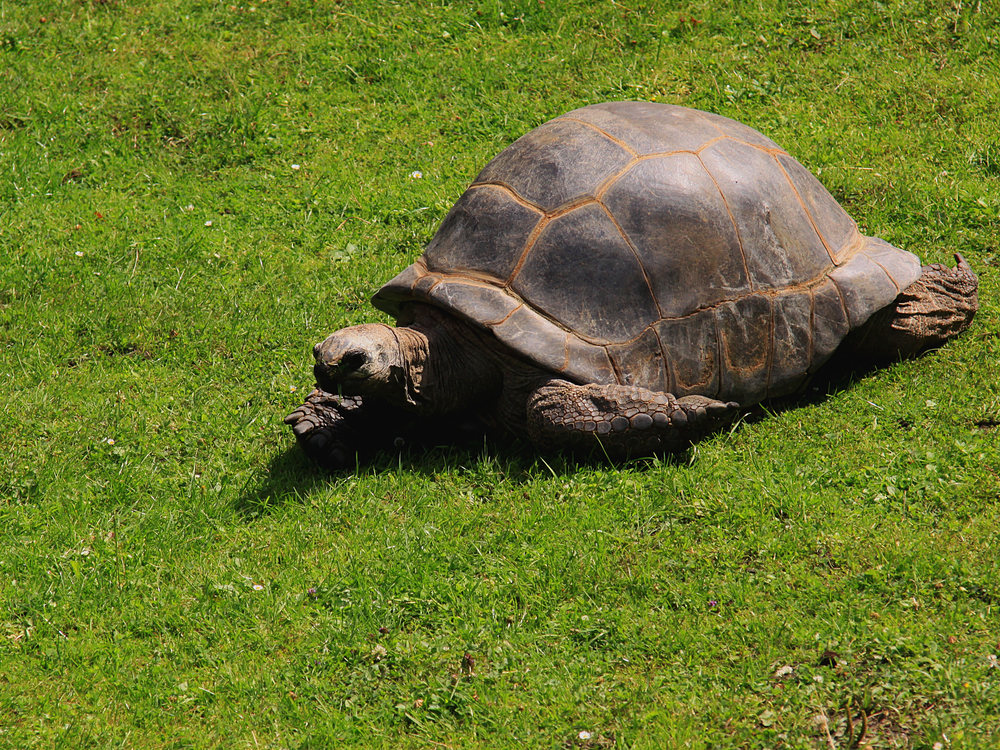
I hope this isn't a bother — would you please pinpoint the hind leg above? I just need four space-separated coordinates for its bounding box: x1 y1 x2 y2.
846 253 978 362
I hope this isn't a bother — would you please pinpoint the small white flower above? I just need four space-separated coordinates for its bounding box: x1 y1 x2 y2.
75 251 84 257
291 163 300 170
289 385 297 392
204 220 213 227
252 583 264 591
184 204 194 211
409 170 423 179
578 730 592 740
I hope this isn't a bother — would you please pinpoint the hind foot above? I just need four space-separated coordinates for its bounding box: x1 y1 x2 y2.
845 253 979 362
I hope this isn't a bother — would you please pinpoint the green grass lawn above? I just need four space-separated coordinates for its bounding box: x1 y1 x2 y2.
1 0 998 747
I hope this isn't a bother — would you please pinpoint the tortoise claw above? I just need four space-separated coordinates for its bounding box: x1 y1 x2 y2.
284 389 361 471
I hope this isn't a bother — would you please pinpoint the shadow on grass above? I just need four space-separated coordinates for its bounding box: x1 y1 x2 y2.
236 431 691 517
237 353 929 517
729 355 896 433
235 445 330 517
730 346 964 435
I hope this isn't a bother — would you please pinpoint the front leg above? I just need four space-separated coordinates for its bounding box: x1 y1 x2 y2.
526 380 740 458
285 389 489 469
284 389 367 470
285 389 424 470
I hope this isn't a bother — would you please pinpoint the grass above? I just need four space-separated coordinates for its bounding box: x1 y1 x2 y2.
1 0 998 747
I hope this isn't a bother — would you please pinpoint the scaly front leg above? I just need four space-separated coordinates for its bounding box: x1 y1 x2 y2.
526 379 740 458
285 389 483 470
285 389 425 471
284 389 369 470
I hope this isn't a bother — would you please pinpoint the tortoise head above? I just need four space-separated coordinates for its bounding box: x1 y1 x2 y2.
312 324 405 398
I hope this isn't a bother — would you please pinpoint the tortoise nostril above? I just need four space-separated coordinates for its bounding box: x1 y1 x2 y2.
312 362 327 384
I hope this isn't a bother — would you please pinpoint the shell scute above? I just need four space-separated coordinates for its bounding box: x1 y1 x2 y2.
716 294 773 404
413 273 439 296
511 203 659 343
775 153 857 261
424 185 541 281
810 278 851 367
563 335 617 384
654 310 720 398
829 251 899 327
601 153 750 317
474 119 631 211
699 138 833 288
862 236 920 291
607 327 669 390
490 306 568 374
425 279 520 326
768 290 813 398
560 101 720 155
705 114 784 151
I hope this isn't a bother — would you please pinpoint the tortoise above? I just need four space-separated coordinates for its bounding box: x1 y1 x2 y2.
285 101 978 468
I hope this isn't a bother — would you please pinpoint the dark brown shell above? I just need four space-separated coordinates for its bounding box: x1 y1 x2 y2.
374 102 920 403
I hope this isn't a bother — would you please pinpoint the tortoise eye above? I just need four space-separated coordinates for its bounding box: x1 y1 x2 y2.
338 351 369 373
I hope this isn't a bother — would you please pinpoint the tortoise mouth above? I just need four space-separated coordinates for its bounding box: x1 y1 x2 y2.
313 362 371 394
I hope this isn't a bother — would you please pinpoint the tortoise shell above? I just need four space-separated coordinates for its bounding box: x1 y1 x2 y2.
374 102 921 403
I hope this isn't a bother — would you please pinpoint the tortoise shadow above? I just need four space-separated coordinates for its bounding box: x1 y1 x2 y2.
235 445 331 517
733 351 913 430
236 432 691 517
237 355 898 517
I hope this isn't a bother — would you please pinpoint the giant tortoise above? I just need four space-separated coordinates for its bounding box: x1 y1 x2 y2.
285 101 978 468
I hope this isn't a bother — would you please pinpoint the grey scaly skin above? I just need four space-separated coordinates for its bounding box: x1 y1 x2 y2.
285 303 738 467
285 254 976 470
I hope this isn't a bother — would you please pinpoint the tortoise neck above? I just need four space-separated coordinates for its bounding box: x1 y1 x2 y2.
394 305 502 414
